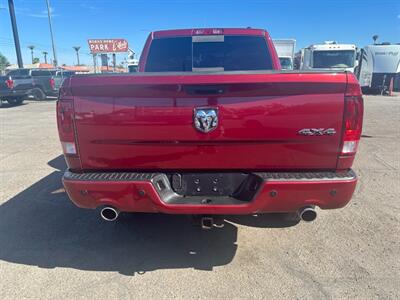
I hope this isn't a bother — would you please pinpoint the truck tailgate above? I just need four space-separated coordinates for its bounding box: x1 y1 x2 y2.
70 72 347 170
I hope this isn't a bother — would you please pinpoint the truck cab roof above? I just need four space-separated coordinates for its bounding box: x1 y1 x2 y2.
308 44 356 51
152 28 268 38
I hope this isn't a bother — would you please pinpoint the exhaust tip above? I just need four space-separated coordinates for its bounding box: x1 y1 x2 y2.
299 206 317 222
100 207 119 222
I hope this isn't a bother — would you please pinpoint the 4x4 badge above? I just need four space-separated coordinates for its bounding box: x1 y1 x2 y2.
298 128 336 136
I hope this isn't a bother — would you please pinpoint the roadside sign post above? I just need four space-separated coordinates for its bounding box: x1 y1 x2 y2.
92 54 97 73
88 39 129 73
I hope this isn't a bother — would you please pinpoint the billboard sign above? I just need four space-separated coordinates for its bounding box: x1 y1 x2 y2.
88 39 129 53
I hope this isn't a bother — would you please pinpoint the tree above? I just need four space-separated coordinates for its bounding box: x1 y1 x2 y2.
73 46 81 65
372 35 379 45
28 45 35 64
0 52 10 73
32 57 40 64
42 51 48 64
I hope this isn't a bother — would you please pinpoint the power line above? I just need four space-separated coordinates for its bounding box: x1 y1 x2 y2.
0 37 92 56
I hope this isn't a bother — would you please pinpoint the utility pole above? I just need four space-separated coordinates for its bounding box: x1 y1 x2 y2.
8 0 23 68
45 0 57 66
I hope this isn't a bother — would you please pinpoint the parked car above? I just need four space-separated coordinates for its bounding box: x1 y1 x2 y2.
5 68 59 100
58 28 363 228
0 73 33 106
52 70 76 92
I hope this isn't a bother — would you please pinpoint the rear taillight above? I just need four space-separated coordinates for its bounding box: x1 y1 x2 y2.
341 82 363 155
49 78 55 90
57 99 77 155
5 79 14 89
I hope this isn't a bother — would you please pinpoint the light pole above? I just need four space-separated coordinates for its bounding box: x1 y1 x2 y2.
73 46 81 65
45 0 57 66
28 45 35 64
42 51 48 64
8 0 23 68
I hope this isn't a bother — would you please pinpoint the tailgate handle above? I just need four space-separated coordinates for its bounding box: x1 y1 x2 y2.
184 85 225 95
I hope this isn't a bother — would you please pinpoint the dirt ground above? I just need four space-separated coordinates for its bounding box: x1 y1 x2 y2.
0 95 399 299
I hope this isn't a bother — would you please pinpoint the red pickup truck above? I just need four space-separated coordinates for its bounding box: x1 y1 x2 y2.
57 28 363 227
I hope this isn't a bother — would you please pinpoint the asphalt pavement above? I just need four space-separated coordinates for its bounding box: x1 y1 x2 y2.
0 95 399 299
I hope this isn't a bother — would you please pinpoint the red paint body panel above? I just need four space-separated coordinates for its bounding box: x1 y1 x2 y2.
71 73 347 170
63 176 357 214
336 155 355 170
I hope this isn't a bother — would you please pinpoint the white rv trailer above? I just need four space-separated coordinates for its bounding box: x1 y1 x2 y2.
300 41 357 73
357 44 400 93
273 39 296 70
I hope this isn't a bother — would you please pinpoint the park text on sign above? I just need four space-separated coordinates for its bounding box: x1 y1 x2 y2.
88 39 129 53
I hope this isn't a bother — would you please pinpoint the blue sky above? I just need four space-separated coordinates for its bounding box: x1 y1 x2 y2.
1 0 399 66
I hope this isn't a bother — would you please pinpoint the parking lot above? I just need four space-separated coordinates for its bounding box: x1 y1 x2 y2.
0 95 399 299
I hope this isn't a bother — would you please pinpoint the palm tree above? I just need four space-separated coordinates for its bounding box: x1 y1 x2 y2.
0 52 10 73
28 45 35 64
73 46 81 65
42 51 48 64
372 35 379 45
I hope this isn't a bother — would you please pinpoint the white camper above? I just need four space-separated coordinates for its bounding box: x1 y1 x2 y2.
357 44 400 93
273 39 296 70
300 41 357 72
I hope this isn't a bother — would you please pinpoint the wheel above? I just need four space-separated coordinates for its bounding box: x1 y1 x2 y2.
31 88 46 100
7 97 24 106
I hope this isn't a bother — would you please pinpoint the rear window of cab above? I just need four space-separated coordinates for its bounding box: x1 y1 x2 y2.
145 35 273 72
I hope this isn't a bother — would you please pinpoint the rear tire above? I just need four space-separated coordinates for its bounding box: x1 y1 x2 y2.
7 97 24 106
32 88 46 101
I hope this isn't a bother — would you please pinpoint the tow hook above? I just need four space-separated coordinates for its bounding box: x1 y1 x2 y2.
200 216 225 229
